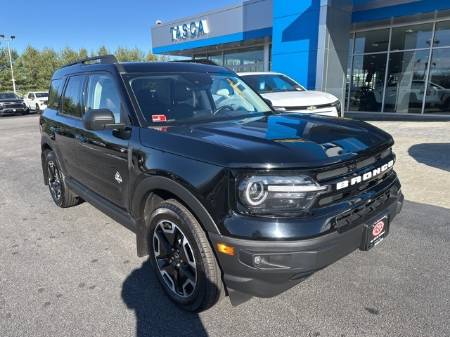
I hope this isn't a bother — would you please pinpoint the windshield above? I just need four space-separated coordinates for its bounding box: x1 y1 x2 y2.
35 92 48 98
0 93 19 100
128 72 272 125
241 74 305 94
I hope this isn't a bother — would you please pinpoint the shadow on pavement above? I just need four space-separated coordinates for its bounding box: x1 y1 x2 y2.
121 259 208 337
408 143 450 172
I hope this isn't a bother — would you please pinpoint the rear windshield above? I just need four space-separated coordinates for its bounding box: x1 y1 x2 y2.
127 72 272 125
35 92 48 98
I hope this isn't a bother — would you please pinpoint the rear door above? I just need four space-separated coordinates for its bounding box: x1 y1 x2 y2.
55 74 88 181
76 72 131 209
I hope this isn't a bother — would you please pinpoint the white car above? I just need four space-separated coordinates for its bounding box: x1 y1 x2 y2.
238 72 341 117
24 91 48 112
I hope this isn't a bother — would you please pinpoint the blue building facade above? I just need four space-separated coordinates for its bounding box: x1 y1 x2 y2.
151 0 450 115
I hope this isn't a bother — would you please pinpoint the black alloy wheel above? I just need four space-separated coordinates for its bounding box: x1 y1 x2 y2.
153 219 197 298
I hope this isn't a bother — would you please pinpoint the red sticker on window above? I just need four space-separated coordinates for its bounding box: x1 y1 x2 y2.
152 114 167 122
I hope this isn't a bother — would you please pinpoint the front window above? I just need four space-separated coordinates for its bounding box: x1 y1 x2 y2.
128 72 272 125
241 74 304 94
0 93 19 100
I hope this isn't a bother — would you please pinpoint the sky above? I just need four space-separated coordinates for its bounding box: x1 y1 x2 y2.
0 0 238 54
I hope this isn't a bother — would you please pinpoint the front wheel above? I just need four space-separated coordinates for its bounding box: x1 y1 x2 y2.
148 199 224 312
35 104 40 114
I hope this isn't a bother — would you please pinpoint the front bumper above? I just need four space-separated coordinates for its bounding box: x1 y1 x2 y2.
210 184 403 302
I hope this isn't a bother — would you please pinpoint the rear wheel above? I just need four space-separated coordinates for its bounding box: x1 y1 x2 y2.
45 151 80 208
148 199 223 312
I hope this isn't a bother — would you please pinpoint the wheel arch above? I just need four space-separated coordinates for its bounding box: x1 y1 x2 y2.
132 175 221 257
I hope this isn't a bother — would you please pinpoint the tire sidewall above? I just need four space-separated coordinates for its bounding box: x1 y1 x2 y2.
45 151 65 207
148 204 209 311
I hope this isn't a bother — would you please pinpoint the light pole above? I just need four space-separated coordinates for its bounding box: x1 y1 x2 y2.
0 34 17 94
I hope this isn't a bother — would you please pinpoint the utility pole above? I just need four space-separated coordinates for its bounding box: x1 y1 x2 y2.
0 34 17 94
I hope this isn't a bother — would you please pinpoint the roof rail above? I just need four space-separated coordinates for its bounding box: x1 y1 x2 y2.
171 59 220 66
61 54 118 68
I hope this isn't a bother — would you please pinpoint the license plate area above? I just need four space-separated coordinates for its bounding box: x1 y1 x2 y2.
360 215 389 251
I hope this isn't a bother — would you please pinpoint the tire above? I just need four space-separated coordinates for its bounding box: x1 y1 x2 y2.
35 104 40 114
44 151 80 208
147 199 223 312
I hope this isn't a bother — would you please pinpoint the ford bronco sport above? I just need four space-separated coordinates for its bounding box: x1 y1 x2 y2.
40 55 404 311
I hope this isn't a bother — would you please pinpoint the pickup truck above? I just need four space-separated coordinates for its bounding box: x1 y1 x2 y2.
40 55 404 312
24 91 48 113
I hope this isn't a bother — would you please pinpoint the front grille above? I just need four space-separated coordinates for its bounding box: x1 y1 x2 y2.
315 147 394 207
2 103 24 109
284 102 336 111
334 183 399 232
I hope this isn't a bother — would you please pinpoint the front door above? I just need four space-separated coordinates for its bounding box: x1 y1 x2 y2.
76 72 131 209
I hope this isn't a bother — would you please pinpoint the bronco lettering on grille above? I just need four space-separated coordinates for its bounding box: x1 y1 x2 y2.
336 160 394 190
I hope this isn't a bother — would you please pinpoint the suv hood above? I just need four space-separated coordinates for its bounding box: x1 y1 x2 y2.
262 91 337 107
140 114 393 169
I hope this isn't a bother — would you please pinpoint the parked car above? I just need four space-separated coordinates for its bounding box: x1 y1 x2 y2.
24 91 49 113
40 55 403 312
0 92 29 116
239 72 342 117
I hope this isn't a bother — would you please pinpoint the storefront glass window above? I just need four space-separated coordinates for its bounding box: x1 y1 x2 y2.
390 23 433 51
434 20 450 47
348 53 387 112
348 19 450 115
383 50 429 113
224 48 264 72
424 47 450 114
208 54 223 66
354 29 390 54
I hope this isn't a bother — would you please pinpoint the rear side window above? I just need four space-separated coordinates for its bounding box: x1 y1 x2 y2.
47 80 63 109
61 76 86 117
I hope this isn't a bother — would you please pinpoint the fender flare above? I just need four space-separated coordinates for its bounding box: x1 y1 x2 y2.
132 175 221 256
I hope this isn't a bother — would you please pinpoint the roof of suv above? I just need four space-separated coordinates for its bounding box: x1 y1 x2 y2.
52 58 232 79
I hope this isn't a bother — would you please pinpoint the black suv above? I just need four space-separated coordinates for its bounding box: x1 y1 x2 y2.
0 92 29 116
40 55 403 311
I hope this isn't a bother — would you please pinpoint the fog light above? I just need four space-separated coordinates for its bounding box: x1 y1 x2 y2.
254 255 262 265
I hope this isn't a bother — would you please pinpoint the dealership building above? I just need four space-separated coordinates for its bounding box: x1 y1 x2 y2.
151 0 450 116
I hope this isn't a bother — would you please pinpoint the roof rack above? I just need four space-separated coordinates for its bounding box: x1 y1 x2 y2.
61 54 118 68
171 59 220 66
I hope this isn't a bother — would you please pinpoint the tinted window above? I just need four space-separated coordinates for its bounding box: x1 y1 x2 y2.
28 93 34 99
0 93 18 99
61 76 85 117
434 20 450 47
48 80 63 109
86 74 122 123
35 93 48 98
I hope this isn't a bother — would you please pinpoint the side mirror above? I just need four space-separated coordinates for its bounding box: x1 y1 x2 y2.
83 109 116 131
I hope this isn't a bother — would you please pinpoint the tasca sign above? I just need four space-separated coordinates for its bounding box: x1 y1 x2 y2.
170 19 209 41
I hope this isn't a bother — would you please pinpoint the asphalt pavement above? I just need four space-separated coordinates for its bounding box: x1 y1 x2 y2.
0 115 449 337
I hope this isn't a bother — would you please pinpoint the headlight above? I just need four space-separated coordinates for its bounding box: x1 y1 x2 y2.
330 100 342 116
238 175 326 215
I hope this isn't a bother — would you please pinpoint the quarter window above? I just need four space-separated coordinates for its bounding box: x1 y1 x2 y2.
61 76 86 117
86 74 122 123
48 79 64 110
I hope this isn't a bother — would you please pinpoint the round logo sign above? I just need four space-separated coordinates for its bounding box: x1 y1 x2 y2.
372 220 385 237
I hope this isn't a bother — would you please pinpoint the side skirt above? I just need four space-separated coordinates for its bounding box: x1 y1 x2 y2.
66 178 137 233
